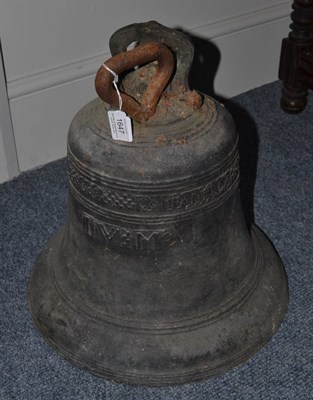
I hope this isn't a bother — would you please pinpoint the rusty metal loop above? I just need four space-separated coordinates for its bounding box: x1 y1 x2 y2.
109 21 194 91
95 42 174 123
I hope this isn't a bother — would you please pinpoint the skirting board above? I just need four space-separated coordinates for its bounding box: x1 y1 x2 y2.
7 2 290 101
0 50 19 183
5 4 290 180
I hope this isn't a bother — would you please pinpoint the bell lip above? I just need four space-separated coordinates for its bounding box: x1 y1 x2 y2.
28 223 288 387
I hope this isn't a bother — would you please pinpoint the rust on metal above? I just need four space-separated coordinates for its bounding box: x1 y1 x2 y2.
95 42 174 123
179 89 203 109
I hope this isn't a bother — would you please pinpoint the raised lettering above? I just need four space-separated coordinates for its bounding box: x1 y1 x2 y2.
81 212 176 251
68 154 240 213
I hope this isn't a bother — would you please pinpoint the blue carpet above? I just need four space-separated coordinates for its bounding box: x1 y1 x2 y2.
1 81 312 399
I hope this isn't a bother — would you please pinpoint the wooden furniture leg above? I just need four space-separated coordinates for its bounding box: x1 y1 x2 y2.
279 0 313 113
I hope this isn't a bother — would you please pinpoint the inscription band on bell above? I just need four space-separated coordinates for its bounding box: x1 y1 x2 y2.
68 149 240 216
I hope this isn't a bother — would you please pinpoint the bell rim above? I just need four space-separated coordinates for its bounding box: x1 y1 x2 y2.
28 223 288 386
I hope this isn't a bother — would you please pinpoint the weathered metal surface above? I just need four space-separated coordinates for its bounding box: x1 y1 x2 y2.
28 21 288 386
95 42 175 122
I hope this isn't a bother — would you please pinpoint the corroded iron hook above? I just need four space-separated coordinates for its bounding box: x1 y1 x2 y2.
95 42 174 123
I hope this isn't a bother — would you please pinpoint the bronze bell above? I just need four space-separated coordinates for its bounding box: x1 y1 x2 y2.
28 21 288 386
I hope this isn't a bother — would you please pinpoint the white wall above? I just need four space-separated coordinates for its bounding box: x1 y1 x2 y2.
0 45 19 182
0 0 291 182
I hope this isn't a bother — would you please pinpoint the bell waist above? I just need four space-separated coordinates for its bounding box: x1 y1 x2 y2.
67 144 240 220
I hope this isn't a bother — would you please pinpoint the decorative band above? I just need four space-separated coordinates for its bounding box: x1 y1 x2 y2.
67 150 240 216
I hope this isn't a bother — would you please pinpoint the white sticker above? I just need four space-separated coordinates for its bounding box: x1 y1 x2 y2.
108 110 133 142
